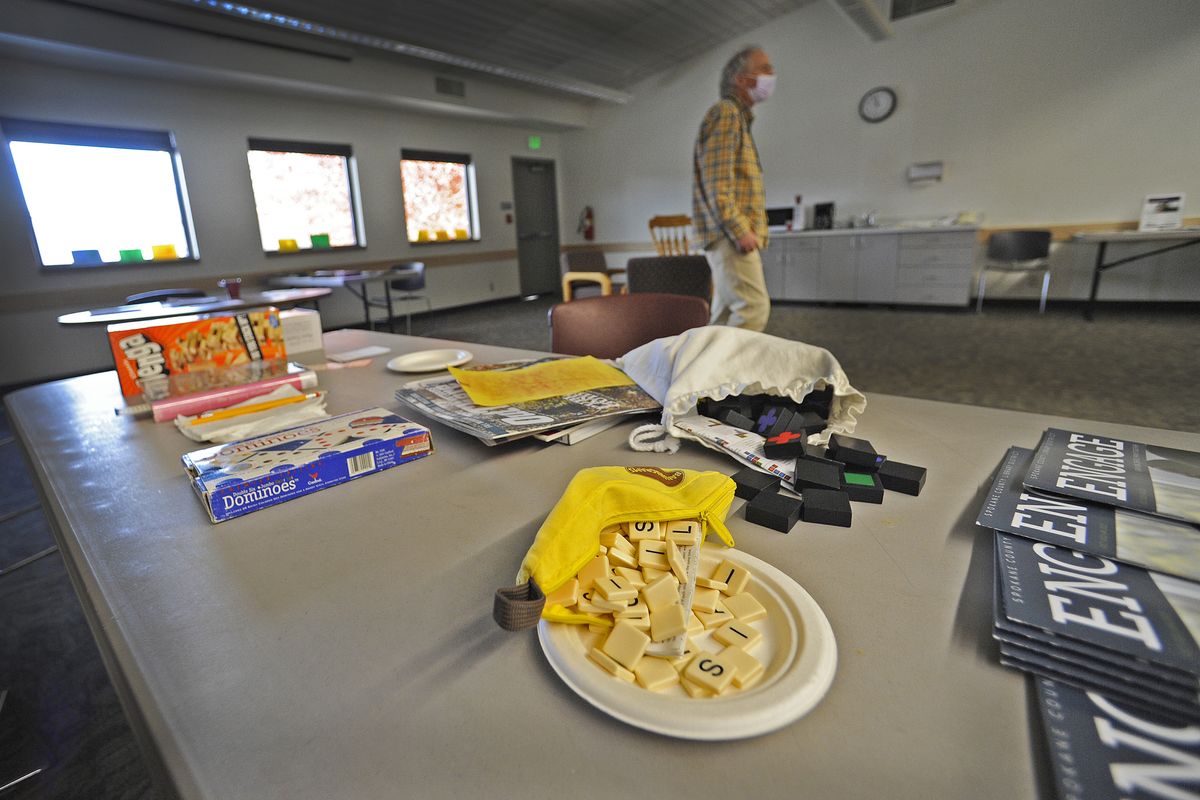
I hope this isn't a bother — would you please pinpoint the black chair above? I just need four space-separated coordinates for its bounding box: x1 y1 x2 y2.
125 288 206 304
624 255 712 314
976 230 1053 313
561 249 626 301
548 292 710 359
383 262 430 335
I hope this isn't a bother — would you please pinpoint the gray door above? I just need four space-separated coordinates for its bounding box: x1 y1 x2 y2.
512 158 560 296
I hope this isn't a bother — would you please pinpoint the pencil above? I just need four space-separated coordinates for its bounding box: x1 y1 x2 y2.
189 391 322 425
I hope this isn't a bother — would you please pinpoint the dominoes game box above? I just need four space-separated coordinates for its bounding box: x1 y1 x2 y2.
108 309 287 399
182 408 433 523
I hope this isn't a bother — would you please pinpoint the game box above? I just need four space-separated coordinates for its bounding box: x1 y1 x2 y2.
182 408 433 523
107 308 287 399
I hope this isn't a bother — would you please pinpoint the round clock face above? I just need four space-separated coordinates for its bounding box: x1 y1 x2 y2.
859 87 897 123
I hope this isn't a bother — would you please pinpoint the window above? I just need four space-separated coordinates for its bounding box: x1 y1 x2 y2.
400 149 479 243
2 118 196 268
246 138 363 253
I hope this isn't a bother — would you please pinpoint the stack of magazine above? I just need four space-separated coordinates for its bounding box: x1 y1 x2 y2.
976 429 1200 722
978 429 1200 797
393 357 660 446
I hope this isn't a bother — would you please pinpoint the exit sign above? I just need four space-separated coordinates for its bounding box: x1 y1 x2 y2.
527 136 542 150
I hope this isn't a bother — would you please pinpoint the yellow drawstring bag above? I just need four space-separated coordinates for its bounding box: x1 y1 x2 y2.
493 465 736 631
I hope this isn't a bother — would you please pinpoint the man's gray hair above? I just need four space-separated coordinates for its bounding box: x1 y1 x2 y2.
720 46 762 98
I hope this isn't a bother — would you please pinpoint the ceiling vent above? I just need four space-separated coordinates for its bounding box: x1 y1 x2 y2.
890 0 956 21
435 76 466 98
828 0 893 41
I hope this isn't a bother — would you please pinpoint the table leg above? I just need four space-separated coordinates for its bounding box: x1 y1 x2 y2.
361 285 371 331
1085 241 1107 322
384 282 395 333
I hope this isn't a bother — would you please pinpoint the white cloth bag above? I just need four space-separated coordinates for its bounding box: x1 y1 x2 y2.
617 326 866 453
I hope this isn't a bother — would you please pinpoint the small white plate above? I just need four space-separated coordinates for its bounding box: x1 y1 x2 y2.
386 349 473 373
538 547 837 740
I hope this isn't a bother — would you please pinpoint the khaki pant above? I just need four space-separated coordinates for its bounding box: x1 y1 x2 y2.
705 238 770 331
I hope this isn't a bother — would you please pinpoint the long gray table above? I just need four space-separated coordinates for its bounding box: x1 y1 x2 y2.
1073 228 1200 320
56 288 332 325
8 328 1199 800
268 266 422 331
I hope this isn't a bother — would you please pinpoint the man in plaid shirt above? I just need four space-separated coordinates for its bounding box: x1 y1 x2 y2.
692 46 775 331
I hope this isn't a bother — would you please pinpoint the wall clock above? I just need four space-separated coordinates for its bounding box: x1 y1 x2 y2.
859 86 897 123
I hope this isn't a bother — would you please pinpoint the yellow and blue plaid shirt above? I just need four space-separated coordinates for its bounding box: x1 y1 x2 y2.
692 96 767 250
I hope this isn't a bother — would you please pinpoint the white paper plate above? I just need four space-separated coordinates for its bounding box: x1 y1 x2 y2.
386 349 472 373
538 547 837 740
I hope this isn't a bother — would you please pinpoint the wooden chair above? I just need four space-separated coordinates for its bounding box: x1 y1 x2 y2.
624 255 712 315
548 292 710 359
561 249 626 301
648 215 693 256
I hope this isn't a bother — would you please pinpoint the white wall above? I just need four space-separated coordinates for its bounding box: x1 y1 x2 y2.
560 0 1200 299
0 1 584 384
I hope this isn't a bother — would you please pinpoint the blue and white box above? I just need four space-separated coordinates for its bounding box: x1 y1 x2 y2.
183 407 433 523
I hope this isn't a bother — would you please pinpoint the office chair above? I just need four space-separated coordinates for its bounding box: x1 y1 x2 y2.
624 255 712 313
548 292 710 359
648 215 694 256
125 288 206 304
561 249 626 301
976 230 1053 313
383 262 430 335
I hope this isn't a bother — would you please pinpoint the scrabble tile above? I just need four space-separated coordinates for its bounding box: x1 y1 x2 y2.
721 645 765 688
607 547 638 570
827 434 886 471
634 656 680 692
744 490 803 533
695 604 733 629
591 594 630 613
543 578 579 608
695 575 729 592
668 638 701 671
588 623 610 634
601 620 651 670
576 589 608 615
792 459 843 491
687 611 704 635
641 573 681 612
597 545 607 555
577 553 610 591
801 488 853 527
722 592 767 622
666 539 688 583
713 619 763 650
877 460 927 496
620 615 650 631
637 540 670 570
683 651 737 694
641 566 669 583
731 466 781 500
599 525 624 547
649 603 688 642
615 602 649 620
842 470 884 503
690 587 721 613
626 520 662 541
589 647 635 682
609 532 635 555
594 575 638 603
712 559 752 595
680 677 713 698
664 520 701 546
613 567 646 588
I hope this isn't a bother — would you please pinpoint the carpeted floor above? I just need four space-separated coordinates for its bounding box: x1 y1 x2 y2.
0 295 1195 799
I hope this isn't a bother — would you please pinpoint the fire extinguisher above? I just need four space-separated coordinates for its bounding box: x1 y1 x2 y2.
577 206 595 241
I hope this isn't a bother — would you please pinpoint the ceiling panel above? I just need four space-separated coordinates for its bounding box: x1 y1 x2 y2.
153 0 815 91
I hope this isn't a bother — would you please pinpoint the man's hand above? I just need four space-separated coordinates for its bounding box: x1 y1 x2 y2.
736 232 760 253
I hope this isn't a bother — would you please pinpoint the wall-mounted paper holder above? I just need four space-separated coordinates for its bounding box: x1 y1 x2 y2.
907 161 943 183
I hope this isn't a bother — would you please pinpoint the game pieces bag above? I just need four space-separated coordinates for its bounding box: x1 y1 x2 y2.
617 327 866 453
493 466 736 631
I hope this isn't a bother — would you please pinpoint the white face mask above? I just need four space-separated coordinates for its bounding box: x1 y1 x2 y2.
748 73 776 104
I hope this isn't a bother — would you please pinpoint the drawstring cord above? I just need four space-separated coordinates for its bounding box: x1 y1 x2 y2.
629 423 681 454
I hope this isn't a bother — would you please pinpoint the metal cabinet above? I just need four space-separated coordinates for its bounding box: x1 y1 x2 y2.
764 229 977 306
